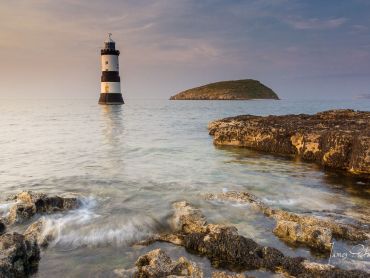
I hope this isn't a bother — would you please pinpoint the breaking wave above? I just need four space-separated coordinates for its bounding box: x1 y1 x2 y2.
0 202 15 217
40 196 159 249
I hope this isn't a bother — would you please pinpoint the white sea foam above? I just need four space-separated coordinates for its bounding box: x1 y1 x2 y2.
40 196 158 249
0 202 15 217
53 218 156 248
262 197 297 206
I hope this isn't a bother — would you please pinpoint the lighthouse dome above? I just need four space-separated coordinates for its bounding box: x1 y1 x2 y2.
104 33 116 50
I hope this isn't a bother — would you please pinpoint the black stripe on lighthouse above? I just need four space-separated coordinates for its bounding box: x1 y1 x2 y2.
101 71 120 82
101 49 120 55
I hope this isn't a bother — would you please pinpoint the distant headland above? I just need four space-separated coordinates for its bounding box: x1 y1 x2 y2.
170 79 279 100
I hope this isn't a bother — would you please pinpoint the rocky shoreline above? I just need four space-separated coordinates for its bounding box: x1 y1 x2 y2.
208 109 370 179
1 191 369 277
127 198 369 277
0 191 80 277
205 191 369 252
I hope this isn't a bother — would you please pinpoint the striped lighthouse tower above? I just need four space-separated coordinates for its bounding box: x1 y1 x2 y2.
98 33 124 105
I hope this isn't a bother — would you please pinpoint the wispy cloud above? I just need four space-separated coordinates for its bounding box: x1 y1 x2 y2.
352 24 369 32
285 17 348 30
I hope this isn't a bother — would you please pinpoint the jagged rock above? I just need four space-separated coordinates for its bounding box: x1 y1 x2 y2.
172 201 208 234
273 220 332 252
0 220 5 235
205 191 369 249
0 232 40 278
7 203 36 225
15 191 47 204
283 260 370 277
133 248 203 277
24 218 53 248
144 201 369 277
7 191 80 224
208 110 370 178
15 191 80 213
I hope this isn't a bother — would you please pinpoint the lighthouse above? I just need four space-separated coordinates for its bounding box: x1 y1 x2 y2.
98 33 124 105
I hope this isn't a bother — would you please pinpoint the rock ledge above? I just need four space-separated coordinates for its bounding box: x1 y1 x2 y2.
208 109 370 178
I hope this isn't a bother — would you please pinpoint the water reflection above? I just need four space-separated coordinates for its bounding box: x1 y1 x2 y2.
100 105 124 144
100 105 125 177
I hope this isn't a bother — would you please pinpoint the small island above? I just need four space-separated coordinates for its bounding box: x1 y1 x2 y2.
170 79 279 100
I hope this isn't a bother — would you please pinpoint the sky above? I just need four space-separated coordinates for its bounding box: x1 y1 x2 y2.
0 0 370 100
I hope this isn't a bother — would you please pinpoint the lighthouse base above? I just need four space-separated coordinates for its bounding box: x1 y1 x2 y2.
98 93 124 105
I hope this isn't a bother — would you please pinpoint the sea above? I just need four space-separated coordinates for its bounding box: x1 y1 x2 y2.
0 98 369 277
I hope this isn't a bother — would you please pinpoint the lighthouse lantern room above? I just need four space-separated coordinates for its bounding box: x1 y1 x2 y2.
98 33 124 104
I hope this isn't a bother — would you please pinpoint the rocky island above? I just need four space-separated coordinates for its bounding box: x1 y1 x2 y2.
170 79 279 100
209 109 370 179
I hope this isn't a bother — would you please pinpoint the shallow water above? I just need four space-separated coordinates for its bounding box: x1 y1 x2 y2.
0 98 369 276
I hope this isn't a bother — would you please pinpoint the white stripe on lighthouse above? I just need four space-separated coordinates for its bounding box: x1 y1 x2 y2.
101 55 119 71
100 82 121 94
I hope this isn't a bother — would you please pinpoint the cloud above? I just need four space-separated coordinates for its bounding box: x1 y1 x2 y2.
354 93 370 99
352 24 369 32
285 17 348 30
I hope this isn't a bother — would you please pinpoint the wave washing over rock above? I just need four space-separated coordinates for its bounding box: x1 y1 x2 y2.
0 191 82 277
22 196 160 250
0 191 162 277
1 190 370 277
132 200 369 277
208 109 370 179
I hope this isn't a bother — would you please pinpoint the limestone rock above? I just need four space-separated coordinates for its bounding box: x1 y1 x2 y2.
24 218 53 248
7 203 36 225
172 201 208 234
147 201 369 277
15 191 80 213
133 248 203 277
0 232 40 278
7 191 80 224
205 191 369 247
273 220 332 252
208 109 370 178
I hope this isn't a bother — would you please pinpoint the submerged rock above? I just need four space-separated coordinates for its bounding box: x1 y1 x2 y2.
133 248 203 277
208 109 370 178
205 191 369 252
6 191 80 224
142 201 369 277
0 232 40 278
24 219 53 248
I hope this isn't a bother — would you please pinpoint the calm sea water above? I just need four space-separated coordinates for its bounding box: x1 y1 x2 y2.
0 98 369 277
